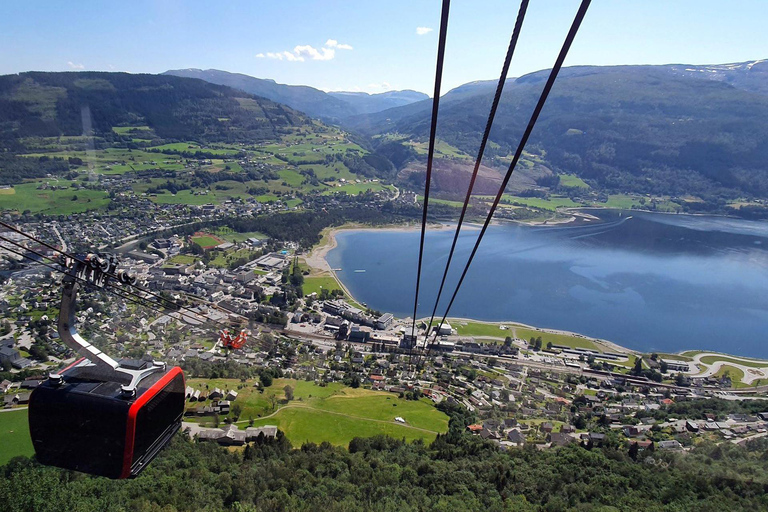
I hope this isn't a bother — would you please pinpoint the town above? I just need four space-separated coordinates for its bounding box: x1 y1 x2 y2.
3 202 768 456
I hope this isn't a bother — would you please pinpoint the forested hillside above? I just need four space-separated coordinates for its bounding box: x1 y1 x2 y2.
0 72 310 150
347 61 768 202
2 427 768 511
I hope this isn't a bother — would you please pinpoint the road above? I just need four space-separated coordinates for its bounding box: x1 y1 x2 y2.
0 407 28 413
689 352 768 385
51 224 67 252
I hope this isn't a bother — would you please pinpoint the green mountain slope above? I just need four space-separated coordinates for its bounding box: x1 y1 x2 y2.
0 71 310 148
346 61 768 200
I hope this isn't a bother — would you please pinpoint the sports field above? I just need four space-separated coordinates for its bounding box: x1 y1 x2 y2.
190 233 224 248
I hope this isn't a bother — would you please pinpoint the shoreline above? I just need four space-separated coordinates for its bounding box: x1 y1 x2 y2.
302 214 767 363
305 222 634 357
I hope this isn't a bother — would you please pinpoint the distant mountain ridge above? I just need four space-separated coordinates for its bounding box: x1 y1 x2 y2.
344 59 768 200
163 69 428 120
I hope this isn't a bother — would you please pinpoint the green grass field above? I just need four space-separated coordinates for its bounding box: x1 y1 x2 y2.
2 181 110 214
0 409 34 465
453 320 601 351
714 365 746 387
186 378 448 446
190 235 222 248
654 353 694 362
303 276 342 296
417 195 464 207
700 355 768 368
475 194 583 211
208 248 259 268
559 174 590 188
601 194 639 209
167 254 197 265
249 406 438 446
212 227 267 243
112 125 150 134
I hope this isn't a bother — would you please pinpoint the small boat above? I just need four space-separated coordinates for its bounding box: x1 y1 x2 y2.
354 269 366 273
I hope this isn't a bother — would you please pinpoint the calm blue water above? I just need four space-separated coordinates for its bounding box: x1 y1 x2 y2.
326 210 768 357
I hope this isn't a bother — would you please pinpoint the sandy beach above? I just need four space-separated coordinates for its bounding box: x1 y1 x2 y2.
303 222 453 276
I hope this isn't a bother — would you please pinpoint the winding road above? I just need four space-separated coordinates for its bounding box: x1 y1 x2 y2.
687 353 768 385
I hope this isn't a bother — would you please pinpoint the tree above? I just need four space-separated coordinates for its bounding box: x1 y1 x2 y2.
268 394 278 412
283 385 294 400
260 372 273 388
633 357 643 375
231 403 243 420
504 336 513 348
660 360 669 374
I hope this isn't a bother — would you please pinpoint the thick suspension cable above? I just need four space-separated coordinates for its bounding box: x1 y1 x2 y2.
0 220 234 328
0 233 231 330
423 0 529 345
428 0 592 352
0 240 156 311
410 0 451 339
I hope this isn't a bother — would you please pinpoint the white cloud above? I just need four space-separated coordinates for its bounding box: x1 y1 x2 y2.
264 51 304 61
416 27 433 35
367 81 392 91
325 39 353 50
294 45 335 61
258 39 351 63
67 61 85 70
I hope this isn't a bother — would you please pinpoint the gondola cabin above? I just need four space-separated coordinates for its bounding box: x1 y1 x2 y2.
29 360 185 479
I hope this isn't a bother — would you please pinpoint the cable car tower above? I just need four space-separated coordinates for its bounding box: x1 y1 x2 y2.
28 254 185 479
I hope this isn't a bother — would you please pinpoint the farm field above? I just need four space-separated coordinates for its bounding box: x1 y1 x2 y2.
5 123 395 215
0 409 34 465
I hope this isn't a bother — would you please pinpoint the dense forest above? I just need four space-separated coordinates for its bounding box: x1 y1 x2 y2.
3 404 768 511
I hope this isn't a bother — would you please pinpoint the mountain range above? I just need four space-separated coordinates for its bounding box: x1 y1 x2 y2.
345 60 768 200
163 69 428 120
2 60 768 205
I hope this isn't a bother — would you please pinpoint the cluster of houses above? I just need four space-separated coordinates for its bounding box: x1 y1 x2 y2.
196 424 278 445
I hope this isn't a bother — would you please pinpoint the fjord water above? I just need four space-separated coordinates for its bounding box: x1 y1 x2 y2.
326 211 768 357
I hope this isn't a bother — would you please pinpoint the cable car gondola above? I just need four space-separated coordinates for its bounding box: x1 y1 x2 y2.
28 255 185 479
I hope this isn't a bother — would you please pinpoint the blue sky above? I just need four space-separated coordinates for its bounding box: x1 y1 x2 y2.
2 1 767 95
